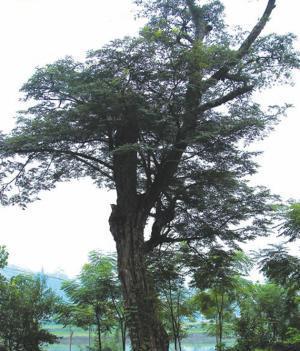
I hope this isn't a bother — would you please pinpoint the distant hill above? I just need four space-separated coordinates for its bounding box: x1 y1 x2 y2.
0 265 70 298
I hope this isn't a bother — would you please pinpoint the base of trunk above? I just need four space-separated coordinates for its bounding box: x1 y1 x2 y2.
110 208 169 351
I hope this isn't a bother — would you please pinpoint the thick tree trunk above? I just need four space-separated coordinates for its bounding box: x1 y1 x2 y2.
109 206 169 351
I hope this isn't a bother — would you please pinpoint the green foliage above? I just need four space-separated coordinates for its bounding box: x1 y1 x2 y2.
234 282 300 351
257 245 300 290
284 327 300 344
0 274 59 351
188 247 252 291
277 203 300 241
60 251 125 351
0 246 8 270
149 249 192 350
187 247 252 351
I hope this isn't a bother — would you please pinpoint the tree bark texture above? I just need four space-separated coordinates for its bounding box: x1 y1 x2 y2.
109 207 169 351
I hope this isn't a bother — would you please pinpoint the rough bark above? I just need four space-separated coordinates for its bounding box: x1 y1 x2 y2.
109 206 169 351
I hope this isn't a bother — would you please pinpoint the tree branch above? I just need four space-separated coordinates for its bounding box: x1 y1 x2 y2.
199 84 254 112
141 1 275 215
10 147 113 171
0 155 34 193
71 155 114 181
238 0 276 58
203 0 276 90
144 198 177 252
144 233 205 253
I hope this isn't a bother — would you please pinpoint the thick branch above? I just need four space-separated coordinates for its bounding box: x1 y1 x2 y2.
186 0 212 41
238 0 276 58
199 84 254 112
71 155 114 180
143 140 187 214
203 0 276 89
138 150 153 190
222 73 249 83
10 147 113 170
145 199 177 252
144 233 204 253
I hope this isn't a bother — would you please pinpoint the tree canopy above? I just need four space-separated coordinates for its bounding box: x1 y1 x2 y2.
0 1 298 250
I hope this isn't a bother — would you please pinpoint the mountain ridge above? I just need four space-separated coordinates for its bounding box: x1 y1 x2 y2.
0 265 69 298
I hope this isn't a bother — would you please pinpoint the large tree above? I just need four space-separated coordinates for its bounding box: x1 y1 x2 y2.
0 0 299 350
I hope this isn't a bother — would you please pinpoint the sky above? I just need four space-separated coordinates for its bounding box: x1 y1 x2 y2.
0 0 299 277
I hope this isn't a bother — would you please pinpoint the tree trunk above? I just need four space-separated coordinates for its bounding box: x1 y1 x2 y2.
88 326 91 350
69 329 73 351
166 278 177 350
96 314 102 351
109 207 169 351
120 321 127 351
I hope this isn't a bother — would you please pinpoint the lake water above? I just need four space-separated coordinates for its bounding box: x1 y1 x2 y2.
48 344 216 351
47 334 233 351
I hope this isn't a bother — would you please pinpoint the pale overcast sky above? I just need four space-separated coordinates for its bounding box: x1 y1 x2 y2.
0 0 299 277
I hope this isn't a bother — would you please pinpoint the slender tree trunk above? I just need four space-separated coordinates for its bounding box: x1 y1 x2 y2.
109 208 169 351
176 291 182 351
218 311 222 351
166 280 178 351
118 317 126 351
96 315 102 351
69 329 73 351
121 323 126 351
215 315 219 351
88 326 91 350
219 294 224 351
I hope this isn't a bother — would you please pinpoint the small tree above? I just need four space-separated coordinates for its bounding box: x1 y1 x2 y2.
56 303 94 351
234 282 299 351
187 247 251 351
149 249 192 351
0 274 59 351
257 245 300 348
62 252 125 351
